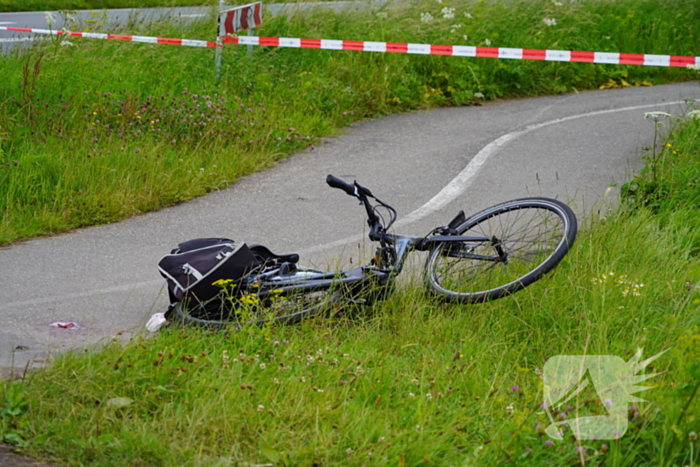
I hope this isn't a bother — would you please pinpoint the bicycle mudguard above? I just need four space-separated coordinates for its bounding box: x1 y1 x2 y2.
446 210 466 231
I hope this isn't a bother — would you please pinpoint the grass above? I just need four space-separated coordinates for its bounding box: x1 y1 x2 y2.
0 1 699 465
1 182 699 465
1 0 699 244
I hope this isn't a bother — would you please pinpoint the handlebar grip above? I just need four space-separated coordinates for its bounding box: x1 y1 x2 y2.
326 174 357 196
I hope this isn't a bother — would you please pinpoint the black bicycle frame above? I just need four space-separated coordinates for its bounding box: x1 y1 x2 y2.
360 190 503 276
246 185 504 300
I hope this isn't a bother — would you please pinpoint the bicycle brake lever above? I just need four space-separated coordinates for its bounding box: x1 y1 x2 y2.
354 181 373 198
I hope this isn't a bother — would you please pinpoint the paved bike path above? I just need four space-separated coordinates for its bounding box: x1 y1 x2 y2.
1 82 697 378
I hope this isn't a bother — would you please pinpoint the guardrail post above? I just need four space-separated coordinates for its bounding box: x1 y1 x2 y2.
215 0 225 80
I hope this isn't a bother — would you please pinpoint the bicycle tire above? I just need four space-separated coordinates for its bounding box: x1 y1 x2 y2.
169 289 343 329
424 197 577 303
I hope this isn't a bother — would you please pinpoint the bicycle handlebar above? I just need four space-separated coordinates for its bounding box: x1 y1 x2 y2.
326 174 358 197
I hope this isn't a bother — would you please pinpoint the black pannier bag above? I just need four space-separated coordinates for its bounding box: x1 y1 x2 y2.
158 238 261 320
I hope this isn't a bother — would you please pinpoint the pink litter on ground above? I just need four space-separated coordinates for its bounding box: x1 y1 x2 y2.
49 322 83 329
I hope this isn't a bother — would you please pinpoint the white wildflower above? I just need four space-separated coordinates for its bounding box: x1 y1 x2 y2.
505 403 515 414
463 34 468 41
552 0 563 5
376 12 388 19
644 111 673 120
543 17 557 26
464 12 473 19
45 12 57 27
686 64 700 72
441 7 455 19
484 38 491 46
60 40 75 47
420 12 434 23
474 92 485 99
688 110 700 119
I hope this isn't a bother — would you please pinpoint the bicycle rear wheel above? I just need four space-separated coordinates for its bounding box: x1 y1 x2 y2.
169 289 342 329
424 197 577 303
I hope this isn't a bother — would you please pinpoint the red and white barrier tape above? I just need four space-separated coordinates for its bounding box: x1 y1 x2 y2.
0 27 217 48
2 26 698 68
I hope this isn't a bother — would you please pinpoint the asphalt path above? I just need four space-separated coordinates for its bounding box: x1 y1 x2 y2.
1 81 698 378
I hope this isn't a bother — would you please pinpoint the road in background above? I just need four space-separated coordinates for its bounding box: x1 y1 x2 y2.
0 6 206 52
1 81 698 378
0 2 384 53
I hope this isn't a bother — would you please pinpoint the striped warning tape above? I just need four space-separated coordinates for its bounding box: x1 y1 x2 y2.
2 26 698 68
0 27 217 47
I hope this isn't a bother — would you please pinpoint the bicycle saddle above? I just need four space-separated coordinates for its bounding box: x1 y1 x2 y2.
250 244 300 265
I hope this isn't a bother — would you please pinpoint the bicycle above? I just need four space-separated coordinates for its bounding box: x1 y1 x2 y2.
170 175 577 328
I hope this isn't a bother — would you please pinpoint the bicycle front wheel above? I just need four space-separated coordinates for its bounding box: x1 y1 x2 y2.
424 198 577 303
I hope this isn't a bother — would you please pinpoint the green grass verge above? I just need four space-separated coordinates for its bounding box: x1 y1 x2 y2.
1 0 699 244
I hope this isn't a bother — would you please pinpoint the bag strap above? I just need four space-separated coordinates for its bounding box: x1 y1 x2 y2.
176 238 234 253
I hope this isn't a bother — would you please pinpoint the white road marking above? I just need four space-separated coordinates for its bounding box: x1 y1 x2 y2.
396 101 690 226
0 280 162 311
300 98 698 255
